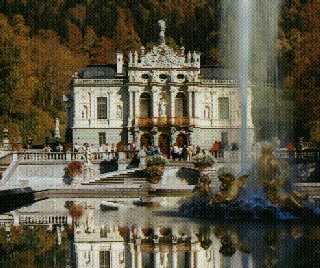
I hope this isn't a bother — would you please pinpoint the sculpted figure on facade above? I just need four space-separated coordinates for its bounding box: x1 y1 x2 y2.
159 97 167 117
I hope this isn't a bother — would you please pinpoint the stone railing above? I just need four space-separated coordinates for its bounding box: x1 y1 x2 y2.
19 214 69 225
201 79 238 85
13 152 122 163
138 117 153 127
73 78 123 86
137 116 194 127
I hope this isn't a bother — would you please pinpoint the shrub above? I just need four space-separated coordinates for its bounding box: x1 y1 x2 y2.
192 155 215 169
146 155 169 167
64 161 83 177
145 166 166 184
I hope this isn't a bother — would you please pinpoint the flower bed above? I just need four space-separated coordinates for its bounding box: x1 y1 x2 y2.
145 155 168 184
192 155 215 170
146 155 169 167
64 161 83 177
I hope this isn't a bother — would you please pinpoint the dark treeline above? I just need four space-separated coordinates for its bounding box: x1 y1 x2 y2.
0 0 318 144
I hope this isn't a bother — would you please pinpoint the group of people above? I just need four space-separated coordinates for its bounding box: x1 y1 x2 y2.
210 140 224 158
171 144 202 161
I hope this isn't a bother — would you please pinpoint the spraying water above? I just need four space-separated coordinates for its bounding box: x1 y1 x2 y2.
238 0 251 173
221 0 284 172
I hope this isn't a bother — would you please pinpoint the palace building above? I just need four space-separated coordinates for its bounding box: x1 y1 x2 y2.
68 20 254 154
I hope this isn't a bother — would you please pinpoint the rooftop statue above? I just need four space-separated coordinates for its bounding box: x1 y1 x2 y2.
158 19 166 46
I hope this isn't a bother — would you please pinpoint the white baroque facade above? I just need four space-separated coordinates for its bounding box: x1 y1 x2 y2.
69 20 254 153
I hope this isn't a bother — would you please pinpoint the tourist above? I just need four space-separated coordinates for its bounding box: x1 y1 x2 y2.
154 145 160 155
187 145 193 161
196 145 201 155
130 142 136 158
73 143 80 153
182 145 188 161
99 143 106 152
192 145 197 156
219 141 224 158
211 141 219 158
170 145 174 160
173 144 180 160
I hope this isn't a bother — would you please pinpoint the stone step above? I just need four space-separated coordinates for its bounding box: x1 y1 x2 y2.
84 179 148 185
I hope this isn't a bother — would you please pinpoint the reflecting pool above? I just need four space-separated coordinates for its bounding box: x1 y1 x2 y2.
0 197 319 268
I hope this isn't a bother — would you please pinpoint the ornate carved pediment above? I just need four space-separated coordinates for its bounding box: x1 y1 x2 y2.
139 45 186 68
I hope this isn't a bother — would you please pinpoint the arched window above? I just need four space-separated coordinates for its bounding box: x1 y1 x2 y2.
140 92 151 117
175 92 187 117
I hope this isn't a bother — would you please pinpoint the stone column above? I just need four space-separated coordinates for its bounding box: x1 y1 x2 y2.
107 91 111 124
151 87 159 124
90 91 95 127
134 90 140 125
169 87 177 124
213 237 221 268
210 91 217 126
136 240 142 268
172 244 178 268
129 90 134 126
130 243 136 268
190 251 195 268
188 90 193 120
151 127 158 147
154 245 161 268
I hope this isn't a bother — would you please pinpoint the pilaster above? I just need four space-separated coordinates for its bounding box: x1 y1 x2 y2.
169 85 178 124
151 86 160 124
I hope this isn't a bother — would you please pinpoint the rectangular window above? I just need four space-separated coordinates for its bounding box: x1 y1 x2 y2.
221 132 229 146
99 251 110 268
97 97 108 119
99 132 106 146
218 97 230 120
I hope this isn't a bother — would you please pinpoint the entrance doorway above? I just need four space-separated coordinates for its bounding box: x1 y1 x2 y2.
140 133 152 148
176 133 188 147
158 133 170 157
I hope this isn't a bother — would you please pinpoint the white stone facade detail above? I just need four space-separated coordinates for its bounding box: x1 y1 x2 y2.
69 20 254 150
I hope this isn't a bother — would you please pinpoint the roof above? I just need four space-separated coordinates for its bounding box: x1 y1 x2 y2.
200 66 238 80
78 64 118 79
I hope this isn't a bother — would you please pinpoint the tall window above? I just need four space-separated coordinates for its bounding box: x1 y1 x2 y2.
99 132 106 146
97 97 108 119
99 251 110 268
218 97 230 120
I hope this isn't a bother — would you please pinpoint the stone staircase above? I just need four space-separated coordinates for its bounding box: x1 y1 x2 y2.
83 169 149 185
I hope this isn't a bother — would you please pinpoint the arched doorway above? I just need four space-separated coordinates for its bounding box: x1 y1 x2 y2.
140 133 152 148
175 92 187 117
176 133 188 147
158 133 170 157
140 92 152 117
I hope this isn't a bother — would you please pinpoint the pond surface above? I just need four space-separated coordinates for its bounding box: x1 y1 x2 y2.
0 196 319 268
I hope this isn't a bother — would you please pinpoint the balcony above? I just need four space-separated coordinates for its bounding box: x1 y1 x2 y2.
137 117 194 127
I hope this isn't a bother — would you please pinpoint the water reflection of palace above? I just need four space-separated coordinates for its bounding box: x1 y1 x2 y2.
74 205 253 268
0 198 255 268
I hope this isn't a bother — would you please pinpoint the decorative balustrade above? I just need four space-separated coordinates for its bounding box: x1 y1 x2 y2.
19 214 68 225
137 117 193 127
138 117 153 127
14 151 129 163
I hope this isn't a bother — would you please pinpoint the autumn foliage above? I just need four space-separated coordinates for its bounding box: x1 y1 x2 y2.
64 161 83 177
0 0 319 141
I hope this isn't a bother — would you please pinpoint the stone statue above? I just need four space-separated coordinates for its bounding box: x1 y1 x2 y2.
128 51 133 66
117 104 122 119
54 118 61 139
262 178 307 209
211 173 248 203
158 19 166 45
258 144 308 209
159 98 167 117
